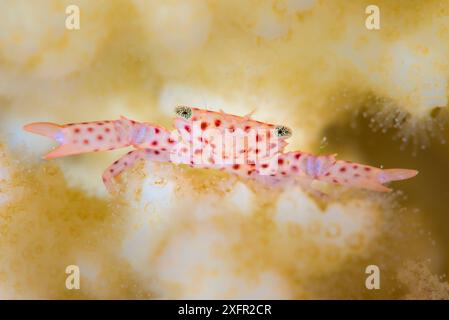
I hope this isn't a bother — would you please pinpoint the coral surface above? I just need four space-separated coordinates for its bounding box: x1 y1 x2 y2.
0 0 449 299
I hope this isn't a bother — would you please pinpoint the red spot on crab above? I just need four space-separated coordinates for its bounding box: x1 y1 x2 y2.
184 125 191 133
200 122 208 130
232 164 240 170
105 128 110 133
261 164 269 169
151 141 158 146
295 153 301 159
155 128 160 134
97 135 103 140
74 128 81 133
364 167 371 172
214 119 221 127
278 158 284 165
167 138 175 144
340 167 346 172
83 139 89 144
87 127 94 132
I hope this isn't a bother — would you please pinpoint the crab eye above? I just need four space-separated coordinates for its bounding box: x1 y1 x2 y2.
175 106 193 120
274 125 292 138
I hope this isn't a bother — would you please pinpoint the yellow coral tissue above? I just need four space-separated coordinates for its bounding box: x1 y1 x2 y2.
1 0 449 304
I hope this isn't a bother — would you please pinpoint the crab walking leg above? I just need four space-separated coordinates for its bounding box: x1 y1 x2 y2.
23 117 171 159
102 149 170 193
272 151 418 192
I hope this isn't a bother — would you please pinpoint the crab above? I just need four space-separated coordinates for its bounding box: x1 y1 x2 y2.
23 106 418 194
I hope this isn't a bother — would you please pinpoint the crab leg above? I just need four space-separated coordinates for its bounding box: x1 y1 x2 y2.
23 117 143 158
102 149 170 193
316 159 418 192
23 117 174 159
273 151 418 192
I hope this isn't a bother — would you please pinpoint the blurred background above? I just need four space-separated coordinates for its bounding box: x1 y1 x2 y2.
0 0 449 299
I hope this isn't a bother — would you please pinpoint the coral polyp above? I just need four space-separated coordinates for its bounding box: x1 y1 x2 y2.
352 93 448 154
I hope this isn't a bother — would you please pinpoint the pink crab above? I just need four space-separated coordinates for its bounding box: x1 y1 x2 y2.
23 106 418 194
